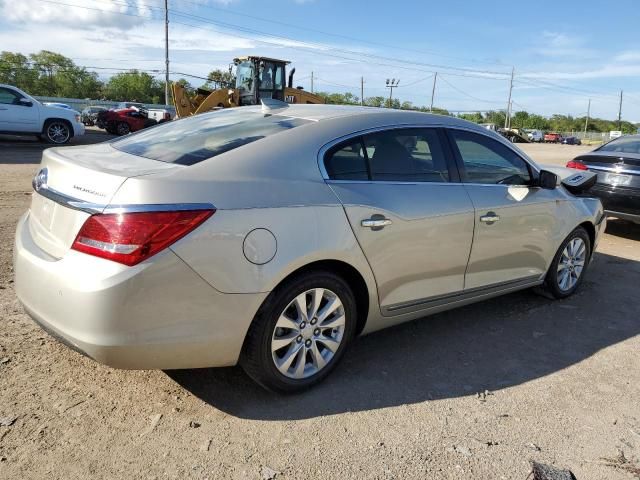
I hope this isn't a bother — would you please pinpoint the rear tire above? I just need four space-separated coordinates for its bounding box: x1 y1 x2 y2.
240 270 357 393
116 122 130 136
543 227 591 299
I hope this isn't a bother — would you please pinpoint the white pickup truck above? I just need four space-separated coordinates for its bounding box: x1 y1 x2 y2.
0 84 85 144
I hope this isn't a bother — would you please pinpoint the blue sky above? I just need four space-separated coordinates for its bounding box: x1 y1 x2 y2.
1 0 640 121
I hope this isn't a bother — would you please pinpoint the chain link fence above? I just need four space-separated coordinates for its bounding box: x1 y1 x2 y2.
33 96 175 115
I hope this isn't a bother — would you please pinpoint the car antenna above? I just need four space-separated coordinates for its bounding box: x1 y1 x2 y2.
261 98 289 113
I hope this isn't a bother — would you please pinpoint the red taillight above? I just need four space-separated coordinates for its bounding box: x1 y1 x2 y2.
566 160 588 170
71 209 214 266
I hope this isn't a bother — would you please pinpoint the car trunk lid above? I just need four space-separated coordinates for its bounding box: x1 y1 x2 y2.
574 152 640 189
28 143 182 259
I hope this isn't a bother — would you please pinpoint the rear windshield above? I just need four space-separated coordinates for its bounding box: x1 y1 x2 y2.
112 109 311 165
598 136 640 154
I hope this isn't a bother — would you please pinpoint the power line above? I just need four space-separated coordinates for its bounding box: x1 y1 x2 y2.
437 75 503 104
149 0 512 69
33 0 512 81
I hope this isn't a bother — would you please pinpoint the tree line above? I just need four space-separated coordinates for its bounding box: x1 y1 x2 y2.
1 50 636 133
0 50 224 104
315 91 638 134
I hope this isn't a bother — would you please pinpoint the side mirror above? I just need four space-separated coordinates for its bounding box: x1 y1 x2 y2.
18 98 33 107
538 169 558 189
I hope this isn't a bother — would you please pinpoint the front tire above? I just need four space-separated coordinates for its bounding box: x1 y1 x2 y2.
240 270 357 393
543 227 591 299
43 119 71 144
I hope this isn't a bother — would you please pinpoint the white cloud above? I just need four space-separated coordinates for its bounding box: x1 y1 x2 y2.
0 0 152 29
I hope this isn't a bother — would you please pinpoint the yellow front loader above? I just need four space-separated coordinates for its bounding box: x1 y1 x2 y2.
172 56 324 118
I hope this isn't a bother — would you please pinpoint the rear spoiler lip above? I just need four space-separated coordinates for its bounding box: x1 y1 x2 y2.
34 183 214 215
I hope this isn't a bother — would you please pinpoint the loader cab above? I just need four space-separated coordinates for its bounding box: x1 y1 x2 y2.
234 56 287 106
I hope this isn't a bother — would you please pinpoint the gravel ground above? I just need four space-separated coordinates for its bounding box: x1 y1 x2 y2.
1 138 639 480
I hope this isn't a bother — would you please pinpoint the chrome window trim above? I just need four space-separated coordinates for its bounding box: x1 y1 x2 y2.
34 184 215 215
317 122 540 184
586 164 639 176
317 123 453 182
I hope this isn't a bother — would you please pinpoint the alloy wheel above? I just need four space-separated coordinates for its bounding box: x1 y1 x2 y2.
47 122 70 143
557 237 586 292
271 288 346 379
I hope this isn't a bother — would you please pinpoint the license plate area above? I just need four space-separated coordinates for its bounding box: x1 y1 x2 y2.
600 172 632 186
30 192 56 231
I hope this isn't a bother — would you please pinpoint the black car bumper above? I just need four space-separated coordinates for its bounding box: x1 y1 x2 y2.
590 184 640 222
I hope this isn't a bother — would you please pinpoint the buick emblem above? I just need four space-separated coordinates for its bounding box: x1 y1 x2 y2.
33 168 48 192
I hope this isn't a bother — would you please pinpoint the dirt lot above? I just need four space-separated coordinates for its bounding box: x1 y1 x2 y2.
1 138 639 480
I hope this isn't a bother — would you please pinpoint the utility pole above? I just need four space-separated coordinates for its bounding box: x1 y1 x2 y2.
311 71 314 93
584 98 591 135
385 78 399 107
505 66 514 129
360 76 364 106
618 90 623 129
164 0 170 105
430 72 437 112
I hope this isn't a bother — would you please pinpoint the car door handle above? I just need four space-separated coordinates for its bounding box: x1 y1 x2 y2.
479 212 500 224
0 107 7 110
361 217 392 229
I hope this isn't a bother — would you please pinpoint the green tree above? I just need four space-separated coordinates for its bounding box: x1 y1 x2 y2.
317 91 360 105
458 112 483 123
103 70 164 103
0 51 37 92
27 50 101 98
484 110 507 127
205 69 235 90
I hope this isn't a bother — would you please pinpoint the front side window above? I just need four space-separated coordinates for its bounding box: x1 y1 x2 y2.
450 130 532 185
112 109 311 166
236 61 254 92
0 87 21 105
260 61 276 89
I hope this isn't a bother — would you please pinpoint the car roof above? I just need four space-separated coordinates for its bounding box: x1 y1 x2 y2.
241 103 486 129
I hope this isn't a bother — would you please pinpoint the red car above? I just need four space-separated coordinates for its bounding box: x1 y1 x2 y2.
544 132 563 143
96 108 157 136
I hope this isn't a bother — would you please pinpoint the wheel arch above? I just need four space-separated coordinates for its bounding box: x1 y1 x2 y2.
267 259 371 336
579 220 595 254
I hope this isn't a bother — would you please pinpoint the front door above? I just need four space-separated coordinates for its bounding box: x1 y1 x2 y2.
446 128 563 290
0 87 39 133
324 127 475 312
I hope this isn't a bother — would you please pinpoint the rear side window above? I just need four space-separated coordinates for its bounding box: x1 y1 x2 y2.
598 136 640 154
323 128 450 182
364 129 449 182
324 138 369 180
112 109 311 165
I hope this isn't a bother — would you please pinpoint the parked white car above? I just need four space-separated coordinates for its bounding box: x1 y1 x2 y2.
525 129 544 143
0 84 85 144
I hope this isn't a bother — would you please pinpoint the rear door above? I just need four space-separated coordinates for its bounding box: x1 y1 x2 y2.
446 128 562 290
324 127 475 313
0 87 39 132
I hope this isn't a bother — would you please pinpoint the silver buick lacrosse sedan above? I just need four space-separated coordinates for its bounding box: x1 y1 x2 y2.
14 103 605 392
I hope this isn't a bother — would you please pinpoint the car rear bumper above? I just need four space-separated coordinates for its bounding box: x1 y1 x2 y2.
590 184 640 220
13 212 267 370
